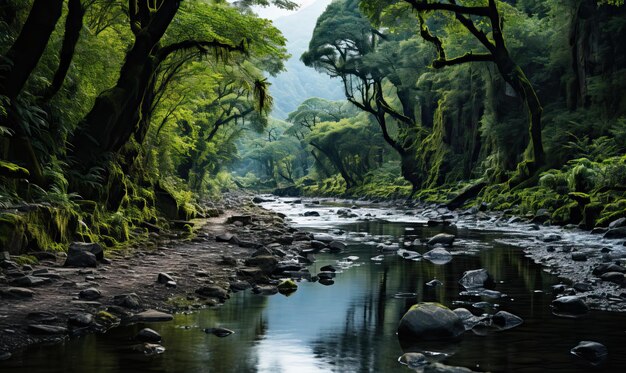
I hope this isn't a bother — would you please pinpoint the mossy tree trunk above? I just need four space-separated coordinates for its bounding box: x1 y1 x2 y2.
409 0 545 170
0 0 63 186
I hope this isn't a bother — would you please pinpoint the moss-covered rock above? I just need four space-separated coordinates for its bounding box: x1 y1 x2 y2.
0 213 27 253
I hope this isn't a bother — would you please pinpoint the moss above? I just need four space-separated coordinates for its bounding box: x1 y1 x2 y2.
13 255 38 266
582 202 604 229
0 213 27 253
552 201 581 225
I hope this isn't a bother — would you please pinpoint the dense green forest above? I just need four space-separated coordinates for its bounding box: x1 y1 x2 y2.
1 0 626 257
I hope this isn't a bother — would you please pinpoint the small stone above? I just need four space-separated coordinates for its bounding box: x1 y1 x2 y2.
570 341 608 366
196 285 229 301
604 227 626 240
1 287 34 299
10 275 48 287
0 351 11 361
157 272 175 284
573 283 593 292
28 324 68 335
252 285 278 295
27 311 57 323
204 327 234 337
303 211 320 217
113 293 142 309
328 241 346 253
427 233 455 246
426 279 443 287
216 233 234 242
600 272 625 285
571 252 587 261
398 352 427 369
79 287 102 300
552 296 589 316
132 310 173 323
68 313 94 327
136 328 162 342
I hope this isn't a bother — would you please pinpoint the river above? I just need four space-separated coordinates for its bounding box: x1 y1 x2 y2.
4 197 626 372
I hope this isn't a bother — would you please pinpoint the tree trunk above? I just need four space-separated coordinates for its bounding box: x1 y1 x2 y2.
70 1 180 166
42 0 85 102
0 0 63 100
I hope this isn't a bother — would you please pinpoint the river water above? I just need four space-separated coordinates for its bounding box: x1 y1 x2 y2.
4 198 626 372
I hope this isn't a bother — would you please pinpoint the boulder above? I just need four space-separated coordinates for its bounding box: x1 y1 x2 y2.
551 296 589 316
570 341 608 366
79 287 102 300
303 211 320 217
68 242 104 261
157 272 175 284
277 279 298 294
592 263 626 276
608 217 626 229
244 256 278 273
313 233 334 243
398 352 427 369
423 248 453 265
459 269 495 290
196 285 229 301
397 303 465 340
204 327 235 337
227 215 252 225
113 293 142 309
28 324 68 335
68 313 94 327
64 250 97 268
491 311 523 331
0 287 34 299
571 252 587 261
603 227 626 239
252 285 278 295
216 233 234 242
10 275 48 287
131 310 173 323
600 272 625 285
427 233 455 246
320 265 337 273
328 241 346 253
310 240 327 250
136 328 162 343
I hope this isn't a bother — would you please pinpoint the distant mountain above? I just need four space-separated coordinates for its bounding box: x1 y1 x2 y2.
267 0 344 119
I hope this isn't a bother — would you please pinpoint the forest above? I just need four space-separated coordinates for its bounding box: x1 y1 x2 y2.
1 0 626 371
0 0 625 255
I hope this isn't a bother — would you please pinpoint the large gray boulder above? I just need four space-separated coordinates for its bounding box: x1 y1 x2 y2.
397 303 465 340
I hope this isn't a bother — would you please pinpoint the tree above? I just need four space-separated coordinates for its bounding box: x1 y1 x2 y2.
364 0 545 173
69 0 294 171
302 0 427 193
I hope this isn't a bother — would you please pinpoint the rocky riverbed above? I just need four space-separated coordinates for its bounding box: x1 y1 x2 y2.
1 193 625 369
0 194 317 360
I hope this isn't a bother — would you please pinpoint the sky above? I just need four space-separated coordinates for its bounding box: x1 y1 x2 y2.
253 0 319 20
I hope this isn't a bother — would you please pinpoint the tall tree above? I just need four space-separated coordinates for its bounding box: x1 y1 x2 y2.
363 0 545 174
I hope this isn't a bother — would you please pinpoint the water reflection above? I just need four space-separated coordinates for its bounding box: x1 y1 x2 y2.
4 206 626 372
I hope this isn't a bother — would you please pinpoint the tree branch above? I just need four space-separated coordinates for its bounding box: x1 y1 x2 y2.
432 52 494 68
405 0 491 17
